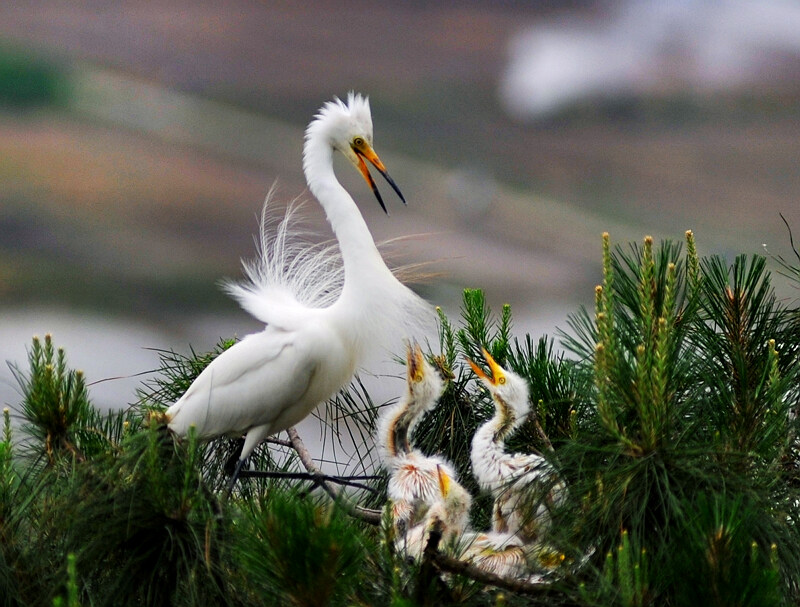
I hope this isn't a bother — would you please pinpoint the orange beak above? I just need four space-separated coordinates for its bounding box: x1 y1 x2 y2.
351 140 405 214
407 342 425 383
467 348 504 386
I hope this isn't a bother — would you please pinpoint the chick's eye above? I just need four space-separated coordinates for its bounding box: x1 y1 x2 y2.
498 376 506 385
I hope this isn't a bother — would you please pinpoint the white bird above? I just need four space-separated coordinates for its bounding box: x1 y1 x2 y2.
399 464 473 561
166 93 432 483
377 342 444 466
458 530 529 579
376 342 471 554
468 348 563 542
381 344 458 528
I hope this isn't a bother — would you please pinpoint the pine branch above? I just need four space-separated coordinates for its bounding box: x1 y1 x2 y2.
286 426 382 524
532 403 555 453
422 520 565 599
237 470 380 493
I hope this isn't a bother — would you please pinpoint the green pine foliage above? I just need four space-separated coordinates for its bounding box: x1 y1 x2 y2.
669 493 781 607
0 407 23 607
579 529 650 607
558 232 800 604
237 490 367 606
2 228 800 605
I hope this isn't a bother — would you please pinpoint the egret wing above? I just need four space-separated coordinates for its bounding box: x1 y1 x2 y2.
166 328 314 439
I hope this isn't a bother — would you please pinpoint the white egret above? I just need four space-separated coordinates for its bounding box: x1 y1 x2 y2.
458 531 572 581
377 342 444 465
458 530 528 579
468 348 564 541
399 465 473 561
166 93 432 483
376 342 471 550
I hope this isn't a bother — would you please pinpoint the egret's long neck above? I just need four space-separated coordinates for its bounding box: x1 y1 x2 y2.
471 397 520 486
382 396 413 459
488 396 519 445
303 137 393 303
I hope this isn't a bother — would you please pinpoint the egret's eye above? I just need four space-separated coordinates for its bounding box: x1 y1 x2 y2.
498 376 506 385
353 137 365 148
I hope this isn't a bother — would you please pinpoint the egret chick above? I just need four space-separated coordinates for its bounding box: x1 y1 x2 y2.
398 465 472 561
167 93 432 484
468 348 563 541
458 531 528 579
381 344 454 532
377 342 443 465
377 343 469 544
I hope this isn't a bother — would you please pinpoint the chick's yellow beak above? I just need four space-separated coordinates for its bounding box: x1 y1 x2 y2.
467 348 505 386
407 342 425 383
436 464 451 497
351 139 406 214
467 357 490 383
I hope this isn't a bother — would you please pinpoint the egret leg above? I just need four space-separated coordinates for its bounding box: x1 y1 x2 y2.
223 437 246 476
226 424 270 496
226 457 248 495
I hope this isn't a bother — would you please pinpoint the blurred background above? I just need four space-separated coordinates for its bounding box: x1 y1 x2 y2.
2 0 800 410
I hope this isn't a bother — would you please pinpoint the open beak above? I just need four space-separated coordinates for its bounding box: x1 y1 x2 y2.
407 342 425 383
352 140 406 214
466 348 504 386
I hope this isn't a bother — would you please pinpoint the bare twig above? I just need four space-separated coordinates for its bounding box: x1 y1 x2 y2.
237 469 379 493
533 417 555 453
416 519 448 604
781 212 800 265
265 437 293 448
286 426 382 524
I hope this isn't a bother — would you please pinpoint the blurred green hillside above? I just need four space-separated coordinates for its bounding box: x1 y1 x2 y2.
1 3 799 326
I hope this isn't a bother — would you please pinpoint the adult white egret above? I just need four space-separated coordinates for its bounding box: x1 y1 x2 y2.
166 93 432 483
468 348 563 541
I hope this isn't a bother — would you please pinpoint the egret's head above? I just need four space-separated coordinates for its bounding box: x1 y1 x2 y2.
405 342 445 416
467 348 530 421
307 92 405 213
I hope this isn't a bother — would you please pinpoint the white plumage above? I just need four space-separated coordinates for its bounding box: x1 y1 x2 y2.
458 530 529 579
167 93 433 481
377 342 472 557
468 348 563 541
398 464 473 561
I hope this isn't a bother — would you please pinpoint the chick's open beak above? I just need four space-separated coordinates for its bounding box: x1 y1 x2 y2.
352 140 406 214
407 342 425 383
467 348 504 386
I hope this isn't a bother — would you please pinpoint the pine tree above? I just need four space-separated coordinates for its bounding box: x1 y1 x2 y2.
2 229 800 605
